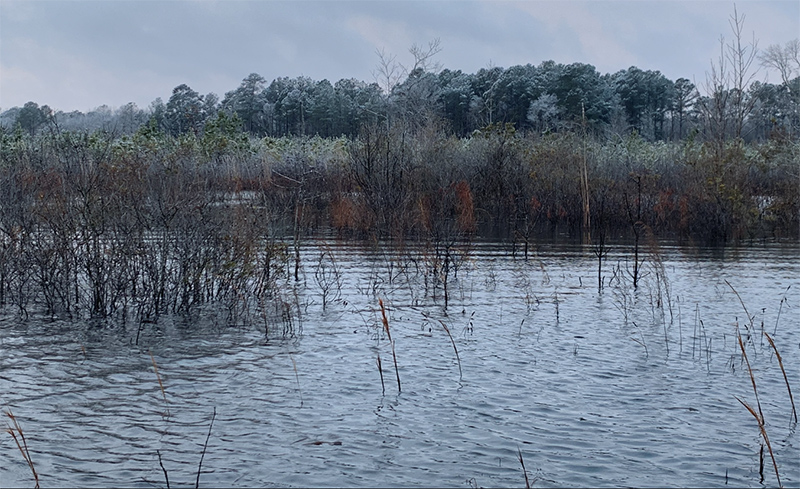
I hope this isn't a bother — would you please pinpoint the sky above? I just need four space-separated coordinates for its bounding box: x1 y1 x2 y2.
1 0 798 113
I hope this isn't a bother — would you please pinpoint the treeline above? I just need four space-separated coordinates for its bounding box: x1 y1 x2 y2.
2 50 799 143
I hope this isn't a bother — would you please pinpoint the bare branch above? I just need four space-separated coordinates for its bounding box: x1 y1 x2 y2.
372 48 404 95
409 38 443 74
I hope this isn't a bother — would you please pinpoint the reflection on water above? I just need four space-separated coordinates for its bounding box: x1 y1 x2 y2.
1 240 798 488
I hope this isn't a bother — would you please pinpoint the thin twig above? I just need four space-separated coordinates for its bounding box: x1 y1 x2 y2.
196 407 217 489
517 446 531 489
773 285 790 335
377 353 385 395
157 449 170 489
290 354 303 407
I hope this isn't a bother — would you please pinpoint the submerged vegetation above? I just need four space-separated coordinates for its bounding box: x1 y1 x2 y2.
0 116 797 322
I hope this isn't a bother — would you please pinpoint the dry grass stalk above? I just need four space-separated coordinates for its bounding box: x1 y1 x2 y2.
737 331 782 487
737 333 762 417
439 320 462 381
764 332 797 424
726 279 754 331
736 396 782 488
379 298 401 393
4 410 39 488
290 354 303 407
150 350 169 416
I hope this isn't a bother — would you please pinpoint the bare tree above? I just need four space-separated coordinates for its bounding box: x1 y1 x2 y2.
698 36 731 155
726 4 760 140
373 38 443 95
759 39 800 87
698 5 760 149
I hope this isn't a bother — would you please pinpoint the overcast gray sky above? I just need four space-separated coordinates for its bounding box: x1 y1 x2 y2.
1 0 798 113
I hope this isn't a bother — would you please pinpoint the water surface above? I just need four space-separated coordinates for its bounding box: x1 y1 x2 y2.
1 240 798 487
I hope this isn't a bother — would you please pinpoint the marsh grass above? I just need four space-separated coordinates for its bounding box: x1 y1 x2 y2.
4 410 39 489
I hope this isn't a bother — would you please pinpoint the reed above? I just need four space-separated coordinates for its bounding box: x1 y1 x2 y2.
379 298 401 393
439 320 463 381
764 332 797 424
4 410 39 489
736 329 782 487
150 350 170 416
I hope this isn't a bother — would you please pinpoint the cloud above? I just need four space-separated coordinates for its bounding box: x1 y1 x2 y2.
1 0 797 112
346 14 415 58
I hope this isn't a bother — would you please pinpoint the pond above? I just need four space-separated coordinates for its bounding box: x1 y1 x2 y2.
1 239 798 488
